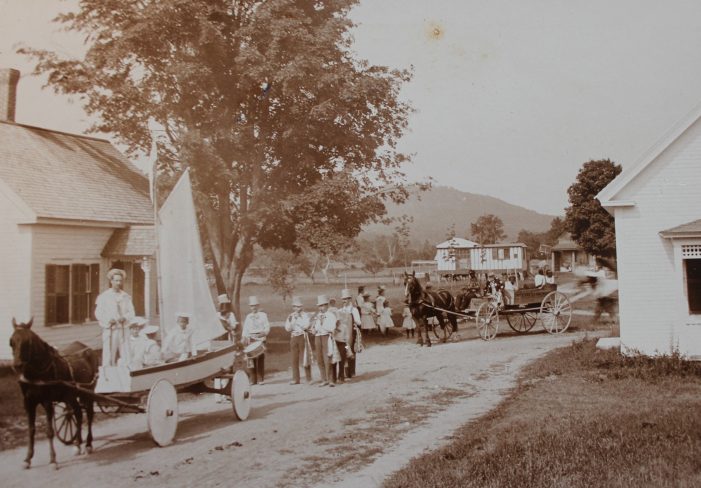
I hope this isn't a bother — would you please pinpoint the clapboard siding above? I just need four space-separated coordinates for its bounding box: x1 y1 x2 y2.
0 192 32 359
613 116 701 357
29 225 114 329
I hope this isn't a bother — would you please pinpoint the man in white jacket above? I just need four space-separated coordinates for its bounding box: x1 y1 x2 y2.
95 268 135 368
284 296 311 385
311 295 337 387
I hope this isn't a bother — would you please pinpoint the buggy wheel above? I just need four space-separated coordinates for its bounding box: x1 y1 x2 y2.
53 402 79 445
231 370 252 421
476 302 499 341
147 379 178 447
506 312 537 333
540 291 572 333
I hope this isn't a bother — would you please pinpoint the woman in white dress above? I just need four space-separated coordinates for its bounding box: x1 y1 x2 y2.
402 300 416 338
375 286 393 335
360 292 377 332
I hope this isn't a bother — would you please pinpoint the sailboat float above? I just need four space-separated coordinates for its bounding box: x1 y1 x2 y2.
61 169 251 447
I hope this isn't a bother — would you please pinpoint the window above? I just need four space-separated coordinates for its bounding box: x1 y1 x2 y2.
46 263 100 325
685 259 701 314
498 248 505 260
511 248 519 259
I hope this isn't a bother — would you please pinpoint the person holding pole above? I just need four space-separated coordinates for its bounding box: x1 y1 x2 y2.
95 268 135 368
284 296 312 385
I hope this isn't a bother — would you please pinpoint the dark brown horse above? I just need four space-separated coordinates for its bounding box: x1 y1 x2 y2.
9 318 97 469
403 271 458 346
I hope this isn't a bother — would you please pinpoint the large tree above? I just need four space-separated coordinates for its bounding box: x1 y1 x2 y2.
23 0 415 316
565 159 622 258
470 214 506 244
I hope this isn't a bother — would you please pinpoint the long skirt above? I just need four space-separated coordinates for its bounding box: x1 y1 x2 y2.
360 313 376 330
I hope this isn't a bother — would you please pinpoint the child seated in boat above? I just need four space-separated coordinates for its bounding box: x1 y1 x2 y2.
162 312 195 362
127 319 162 370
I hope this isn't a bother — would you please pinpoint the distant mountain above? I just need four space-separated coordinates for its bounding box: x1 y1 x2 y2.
362 185 558 244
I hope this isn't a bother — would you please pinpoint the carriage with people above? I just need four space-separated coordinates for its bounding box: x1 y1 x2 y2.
404 270 573 344
9 170 254 469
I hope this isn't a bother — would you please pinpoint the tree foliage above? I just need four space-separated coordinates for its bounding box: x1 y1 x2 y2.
518 217 567 257
22 0 416 316
565 159 622 258
470 214 506 244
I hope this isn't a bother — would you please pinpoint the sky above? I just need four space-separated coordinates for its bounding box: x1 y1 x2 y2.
2 0 701 215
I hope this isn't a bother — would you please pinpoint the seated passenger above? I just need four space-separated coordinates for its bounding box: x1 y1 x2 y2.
162 312 195 362
127 317 148 370
504 276 518 305
545 269 556 285
141 325 162 367
534 269 546 288
484 273 505 306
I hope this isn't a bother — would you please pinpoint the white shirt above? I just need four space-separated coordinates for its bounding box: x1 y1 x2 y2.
95 288 135 329
163 327 194 358
312 310 337 336
285 311 311 336
243 311 270 342
534 274 546 288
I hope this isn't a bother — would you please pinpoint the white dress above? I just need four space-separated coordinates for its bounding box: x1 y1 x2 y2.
375 296 393 332
402 306 416 330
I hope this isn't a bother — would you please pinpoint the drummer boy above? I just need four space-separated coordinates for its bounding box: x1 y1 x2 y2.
242 296 270 385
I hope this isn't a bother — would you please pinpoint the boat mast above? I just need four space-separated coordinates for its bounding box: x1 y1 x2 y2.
149 132 166 339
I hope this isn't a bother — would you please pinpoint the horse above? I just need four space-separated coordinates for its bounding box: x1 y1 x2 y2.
9 318 97 469
403 271 459 346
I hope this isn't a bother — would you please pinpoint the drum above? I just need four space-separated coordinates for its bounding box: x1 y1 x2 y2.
243 340 265 359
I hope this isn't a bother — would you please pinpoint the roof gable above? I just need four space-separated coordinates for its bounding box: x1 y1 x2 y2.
436 237 479 249
598 100 701 207
0 121 153 224
659 218 701 238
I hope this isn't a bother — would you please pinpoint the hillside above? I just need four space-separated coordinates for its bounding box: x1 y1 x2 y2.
362 185 558 243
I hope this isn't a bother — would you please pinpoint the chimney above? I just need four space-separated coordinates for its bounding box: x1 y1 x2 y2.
0 68 20 123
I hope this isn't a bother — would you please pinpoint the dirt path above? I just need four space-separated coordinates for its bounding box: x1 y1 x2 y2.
1 330 598 488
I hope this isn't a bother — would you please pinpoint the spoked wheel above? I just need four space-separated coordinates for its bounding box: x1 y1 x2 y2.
476 302 500 341
506 312 538 333
540 291 572 334
231 370 251 421
147 379 178 447
53 402 79 445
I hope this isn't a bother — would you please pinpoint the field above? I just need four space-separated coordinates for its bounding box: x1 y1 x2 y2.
384 338 701 488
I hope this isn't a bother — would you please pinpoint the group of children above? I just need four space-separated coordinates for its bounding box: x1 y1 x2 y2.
125 311 196 370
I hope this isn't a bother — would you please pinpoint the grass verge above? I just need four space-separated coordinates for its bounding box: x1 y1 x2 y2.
384 338 701 488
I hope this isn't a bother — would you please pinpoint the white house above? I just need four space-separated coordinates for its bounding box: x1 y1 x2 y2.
597 103 701 359
435 237 528 275
0 68 157 360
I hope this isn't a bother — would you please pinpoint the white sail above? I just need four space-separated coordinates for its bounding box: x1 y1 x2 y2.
157 169 222 347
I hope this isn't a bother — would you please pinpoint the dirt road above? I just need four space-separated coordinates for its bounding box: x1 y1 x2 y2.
2 330 597 488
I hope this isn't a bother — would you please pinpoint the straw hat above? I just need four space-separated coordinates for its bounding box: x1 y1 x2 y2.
248 296 260 306
107 268 127 280
129 316 148 328
175 312 191 319
340 289 352 300
291 296 303 307
142 325 159 335
217 294 231 304
316 295 329 306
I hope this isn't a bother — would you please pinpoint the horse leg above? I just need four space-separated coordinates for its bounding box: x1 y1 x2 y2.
421 317 432 347
69 397 83 455
43 401 59 469
23 398 37 469
84 397 94 454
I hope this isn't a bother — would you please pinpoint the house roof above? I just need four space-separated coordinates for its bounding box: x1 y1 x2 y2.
102 225 156 256
0 121 153 224
436 238 479 249
659 218 701 239
597 100 701 209
552 232 582 251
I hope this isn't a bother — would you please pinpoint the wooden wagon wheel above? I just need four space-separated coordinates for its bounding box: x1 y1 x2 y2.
506 311 538 333
53 402 79 445
476 302 499 341
540 291 572 334
147 379 178 447
231 370 251 421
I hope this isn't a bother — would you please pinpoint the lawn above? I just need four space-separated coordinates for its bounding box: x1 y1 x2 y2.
383 338 701 488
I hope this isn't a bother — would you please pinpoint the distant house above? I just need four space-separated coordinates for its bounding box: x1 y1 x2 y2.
550 232 596 272
0 68 157 360
597 103 701 359
434 237 528 275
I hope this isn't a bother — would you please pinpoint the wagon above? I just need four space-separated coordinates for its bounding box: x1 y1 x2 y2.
52 342 252 447
468 286 572 341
